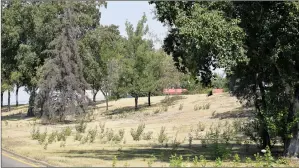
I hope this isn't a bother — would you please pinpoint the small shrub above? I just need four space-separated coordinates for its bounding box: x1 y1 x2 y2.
31 127 40 140
158 126 168 144
154 108 161 114
245 157 252 167
188 133 193 148
199 155 207 167
169 154 183 167
80 135 89 144
38 129 47 145
171 131 184 151
48 131 57 144
112 156 117 167
142 131 153 140
212 143 232 160
75 120 87 133
162 105 168 112
147 154 156 167
203 103 210 110
254 153 263 167
276 157 289 165
113 129 125 142
43 142 48 150
88 127 97 143
99 121 105 133
130 123 145 141
193 156 199 167
74 132 83 141
215 157 222 167
212 111 216 117
57 131 66 141
60 141 66 147
264 146 274 167
63 126 72 136
233 154 241 167
179 104 183 110
106 128 114 141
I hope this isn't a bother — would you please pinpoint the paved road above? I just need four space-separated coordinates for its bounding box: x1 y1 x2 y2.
2 152 37 167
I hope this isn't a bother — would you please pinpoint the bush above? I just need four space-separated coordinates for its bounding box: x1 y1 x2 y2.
215 157 222 167
199 155 207 167
106 128 114 141
233 154 241 167
88 127 97 143
130 123 145 141
112 156 117 167
113 129 125 142
158 126 168 144
80 136 89 144
63 126 72 136
193 156 199 167
74 132 83 141
147 154 156 167
57 131 66 141
31 127 40 140
142 131 153 140
169 154 184 167
178 104 183 110
48 131 57 144
38 129 47 145
75 120 87 133
99 122 105 133
212 143 232 160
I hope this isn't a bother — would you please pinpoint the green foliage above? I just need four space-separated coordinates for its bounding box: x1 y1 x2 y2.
264 146 274 167
75 120 87 133
63 127 72 136
112 156 117 167
215 157 222 167
31 127 40 140
38 129 47 145
74 132 83 141
130 123 145 141
169 154 184 167
57 131 66 142
48 131 57 144
199 155 207 167
87 127 97 143
233 154 241 167
158 126 168 144
142 131 153 140
147 154 156 167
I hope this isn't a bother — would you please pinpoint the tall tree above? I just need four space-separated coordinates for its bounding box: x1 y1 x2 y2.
80 24 124 110
119 14 153 110
35 6 90 122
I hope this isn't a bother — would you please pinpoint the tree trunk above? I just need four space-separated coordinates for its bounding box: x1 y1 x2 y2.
1 91 3 107
134 95 138 111
285 84 299 156
148 92 151 106
16 85 19 107
258 82 271 149
27 88 37 117
106 97 109 111
93 90 98 102
8 91 11 111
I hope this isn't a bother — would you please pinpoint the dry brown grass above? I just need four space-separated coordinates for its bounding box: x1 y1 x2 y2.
1 93 293 167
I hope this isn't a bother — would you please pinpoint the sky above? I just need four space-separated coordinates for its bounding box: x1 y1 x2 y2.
99 1 168 49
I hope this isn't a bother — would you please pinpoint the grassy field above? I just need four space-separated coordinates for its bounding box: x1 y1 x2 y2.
2 93 297 167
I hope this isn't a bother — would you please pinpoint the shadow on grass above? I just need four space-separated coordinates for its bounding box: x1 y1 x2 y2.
104 95 186 116
211 107 254 119
1 112 33 121
1 104 28 112
51 142 283 162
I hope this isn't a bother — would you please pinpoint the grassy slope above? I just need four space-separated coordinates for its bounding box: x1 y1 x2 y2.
2 93 296 167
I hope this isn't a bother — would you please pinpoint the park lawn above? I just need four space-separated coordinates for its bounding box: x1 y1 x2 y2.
2 93 297 167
